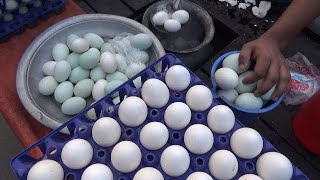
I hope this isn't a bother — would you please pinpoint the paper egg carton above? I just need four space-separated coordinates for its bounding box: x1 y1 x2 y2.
11 54 308 179
0 0 65 42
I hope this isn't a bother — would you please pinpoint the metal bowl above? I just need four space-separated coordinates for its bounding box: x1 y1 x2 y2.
142 0 214 53
16 14 165 132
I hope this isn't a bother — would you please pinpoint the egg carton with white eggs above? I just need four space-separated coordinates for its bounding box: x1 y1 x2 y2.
12 54 308 180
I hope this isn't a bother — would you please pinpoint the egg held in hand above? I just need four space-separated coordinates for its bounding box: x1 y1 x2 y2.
222 53 250 74
235 71 257 94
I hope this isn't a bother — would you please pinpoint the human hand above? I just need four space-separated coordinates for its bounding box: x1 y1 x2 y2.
239 36 291 101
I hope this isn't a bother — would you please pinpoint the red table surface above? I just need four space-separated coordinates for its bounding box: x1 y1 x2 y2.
0 0 85 151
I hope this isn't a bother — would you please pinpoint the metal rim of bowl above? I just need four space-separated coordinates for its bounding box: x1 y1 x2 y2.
210 50 284 114
16 14 166 133
142 0 215 54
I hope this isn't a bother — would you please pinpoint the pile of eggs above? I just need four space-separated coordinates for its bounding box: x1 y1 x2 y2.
38 32 153 115
214 52 276 110
152 9 189 32
28 64 294 180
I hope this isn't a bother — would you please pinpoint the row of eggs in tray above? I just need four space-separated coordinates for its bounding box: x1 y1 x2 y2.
27 65 294 180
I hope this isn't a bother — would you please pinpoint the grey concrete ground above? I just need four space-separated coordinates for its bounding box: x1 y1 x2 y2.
0 114 23 180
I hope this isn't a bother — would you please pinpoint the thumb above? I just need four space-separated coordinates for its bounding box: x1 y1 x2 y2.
239 43 253 71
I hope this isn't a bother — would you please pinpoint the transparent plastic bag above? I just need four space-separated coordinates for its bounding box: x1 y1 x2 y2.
109 33 149 65
284 53 320 105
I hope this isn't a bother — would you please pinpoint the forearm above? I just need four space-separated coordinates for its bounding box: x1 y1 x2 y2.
262 0 320 49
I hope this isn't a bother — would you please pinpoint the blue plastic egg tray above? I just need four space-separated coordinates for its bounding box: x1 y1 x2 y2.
0 0 65 42
11 54 308 180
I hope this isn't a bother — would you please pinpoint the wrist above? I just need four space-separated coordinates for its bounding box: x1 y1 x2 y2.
260 30 290 50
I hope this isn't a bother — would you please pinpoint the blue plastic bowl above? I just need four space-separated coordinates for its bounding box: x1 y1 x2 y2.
211 51 284 125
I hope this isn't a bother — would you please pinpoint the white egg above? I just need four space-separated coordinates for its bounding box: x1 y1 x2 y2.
256 152 293 180
207 105 235 134
61 139 93 169
217 89 238 103
111 141 142 173
52 43 69 61
187 172 213 180
118 96 148 127
164 102 191 130
152 11 169 26
70 38 90 53
222 53 250 74
238 174 263 180
172 10 190 24
230 128 263 159
27 160 64 180
215 67 239 90
186 85 213 111
139 122 169 150
257 79 276 100
125 63 146 79
236 71 257 94
165 65 191 91
92 117 121 147
133 167 164 180
164 19 181 32
42 61 56 76
92 79 108 101
100 52 118 73
209 150 238 180
235 93 263 110
141 78 170 108
160 145 190 177
81 163 113 180
184 124 214 154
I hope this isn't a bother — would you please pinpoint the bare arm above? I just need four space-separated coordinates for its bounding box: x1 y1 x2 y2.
239 0 320 101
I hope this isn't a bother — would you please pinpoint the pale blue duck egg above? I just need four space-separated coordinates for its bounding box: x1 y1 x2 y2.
79 48 100 69
54 81 74 103
69 66 90 84
84 33 105 49
61 97 86 115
